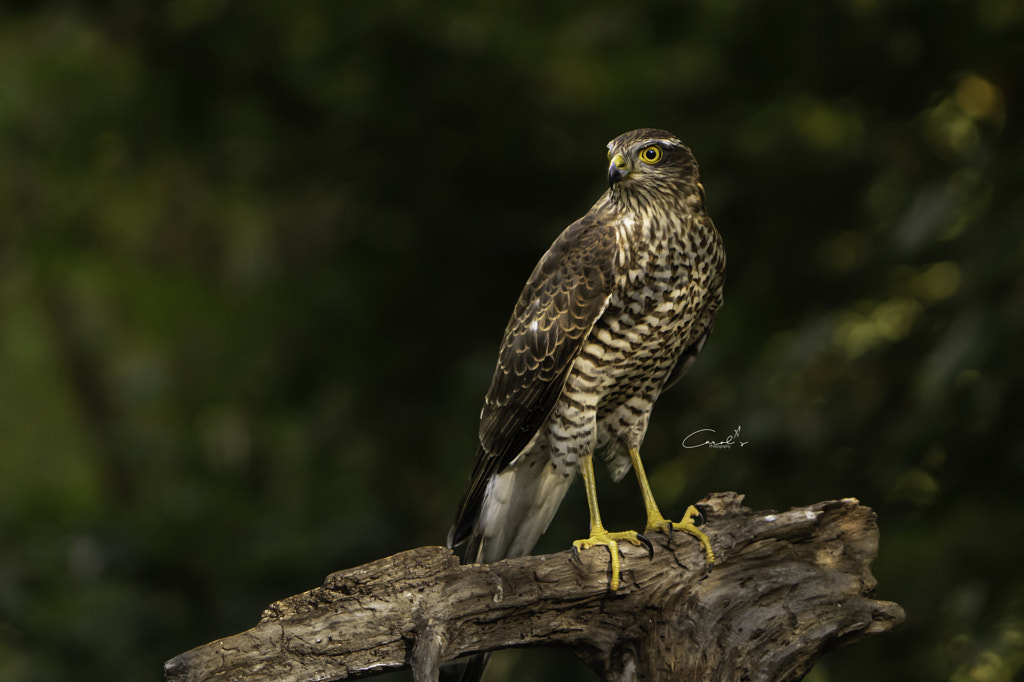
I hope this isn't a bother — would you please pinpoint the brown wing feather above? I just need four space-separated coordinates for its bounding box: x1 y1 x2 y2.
449 207 620 547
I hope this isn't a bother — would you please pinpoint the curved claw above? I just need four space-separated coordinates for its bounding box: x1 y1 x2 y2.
636 533 654 559
572 529 646 591
645 504 716 576
570 544 583 567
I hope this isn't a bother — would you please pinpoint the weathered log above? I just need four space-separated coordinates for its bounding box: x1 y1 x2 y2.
163 492 904 682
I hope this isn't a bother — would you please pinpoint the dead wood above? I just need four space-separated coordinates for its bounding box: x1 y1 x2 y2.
163 492 904 682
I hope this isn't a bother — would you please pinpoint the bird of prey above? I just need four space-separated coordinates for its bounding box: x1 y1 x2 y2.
447 128 726 599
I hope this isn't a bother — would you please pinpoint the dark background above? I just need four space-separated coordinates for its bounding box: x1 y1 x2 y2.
1 1 1022 680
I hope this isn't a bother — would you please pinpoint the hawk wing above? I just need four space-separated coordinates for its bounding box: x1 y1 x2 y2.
449 208 620 547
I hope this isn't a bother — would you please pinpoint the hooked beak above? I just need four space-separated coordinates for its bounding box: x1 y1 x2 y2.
608 153 629 188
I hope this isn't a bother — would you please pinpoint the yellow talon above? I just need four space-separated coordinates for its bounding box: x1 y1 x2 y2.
574 447 715 591
630 448 715 573
645 504 716 571
573 528 645 591
576 453 646 591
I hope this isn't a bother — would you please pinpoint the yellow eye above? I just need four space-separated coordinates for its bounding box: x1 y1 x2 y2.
639 145 663 164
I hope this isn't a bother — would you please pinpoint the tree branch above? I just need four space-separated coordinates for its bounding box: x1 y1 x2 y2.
163 493 904 682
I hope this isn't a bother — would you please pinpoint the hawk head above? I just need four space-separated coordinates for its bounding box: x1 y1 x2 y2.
606 128 700 202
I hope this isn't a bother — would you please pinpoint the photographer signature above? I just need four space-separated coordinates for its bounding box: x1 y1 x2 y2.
682 426 748 450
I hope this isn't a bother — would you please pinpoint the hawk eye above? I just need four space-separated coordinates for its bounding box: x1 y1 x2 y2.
639 145 663 164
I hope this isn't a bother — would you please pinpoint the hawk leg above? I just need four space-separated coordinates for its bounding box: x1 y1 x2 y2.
572 453 649 591
629 447 716 573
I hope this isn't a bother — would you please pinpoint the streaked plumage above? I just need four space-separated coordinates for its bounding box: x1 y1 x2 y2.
445 129 725 679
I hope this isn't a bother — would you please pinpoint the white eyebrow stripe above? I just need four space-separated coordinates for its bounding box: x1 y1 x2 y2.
647 138 684 148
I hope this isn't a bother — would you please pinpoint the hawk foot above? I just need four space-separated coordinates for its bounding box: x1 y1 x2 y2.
571 528 648 591
646 504 716 577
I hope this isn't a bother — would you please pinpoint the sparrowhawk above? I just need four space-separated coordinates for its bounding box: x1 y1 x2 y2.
447 129 725 664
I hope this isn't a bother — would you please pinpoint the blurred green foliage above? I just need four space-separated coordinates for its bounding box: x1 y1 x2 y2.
1 1 1022 680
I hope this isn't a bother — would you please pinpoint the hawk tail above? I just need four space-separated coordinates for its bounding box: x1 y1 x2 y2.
442 447 575 681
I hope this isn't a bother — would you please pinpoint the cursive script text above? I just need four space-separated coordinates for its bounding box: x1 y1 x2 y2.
682 426 749 450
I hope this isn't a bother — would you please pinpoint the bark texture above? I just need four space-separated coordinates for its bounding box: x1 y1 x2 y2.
163 493 904 682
